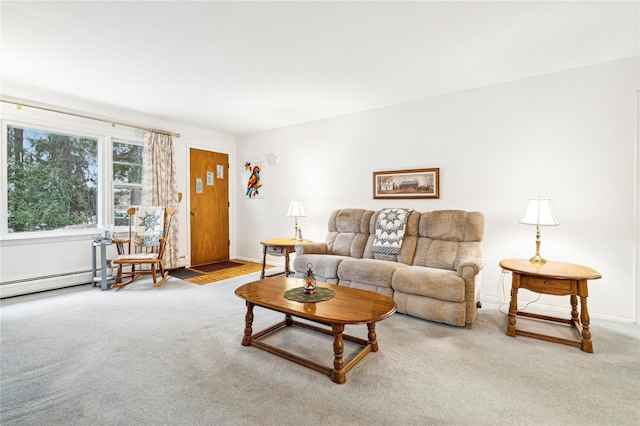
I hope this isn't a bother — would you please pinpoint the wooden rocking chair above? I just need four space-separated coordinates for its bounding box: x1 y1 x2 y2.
111 206 175 289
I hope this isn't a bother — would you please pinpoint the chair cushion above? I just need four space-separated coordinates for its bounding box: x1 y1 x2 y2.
116 253 159 261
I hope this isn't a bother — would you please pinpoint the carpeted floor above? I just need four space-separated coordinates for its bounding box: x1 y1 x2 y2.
1 274 638 425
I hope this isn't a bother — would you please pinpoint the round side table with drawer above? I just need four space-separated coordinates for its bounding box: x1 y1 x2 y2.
260 238 311 279
499 258 601 353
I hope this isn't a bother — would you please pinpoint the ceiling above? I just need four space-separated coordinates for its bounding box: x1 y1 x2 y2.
1 1 638 136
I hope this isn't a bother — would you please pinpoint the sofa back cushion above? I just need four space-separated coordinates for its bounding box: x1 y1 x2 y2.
363 210 420 265
412 210 484 271
326 209 375 258
324 209 484 269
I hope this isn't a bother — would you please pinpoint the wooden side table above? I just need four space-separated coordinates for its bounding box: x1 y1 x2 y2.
260 238 311 279
499 259 601 353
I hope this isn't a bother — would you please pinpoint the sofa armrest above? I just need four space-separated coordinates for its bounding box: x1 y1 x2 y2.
295 242 328 256
456 258 486 276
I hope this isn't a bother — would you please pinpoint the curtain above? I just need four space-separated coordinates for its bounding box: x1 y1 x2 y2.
142 131 179 269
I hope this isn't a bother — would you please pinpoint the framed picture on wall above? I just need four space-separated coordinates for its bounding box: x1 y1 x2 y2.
373 168 439 199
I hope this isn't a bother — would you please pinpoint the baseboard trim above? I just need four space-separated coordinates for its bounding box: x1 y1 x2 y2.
0 272 92 298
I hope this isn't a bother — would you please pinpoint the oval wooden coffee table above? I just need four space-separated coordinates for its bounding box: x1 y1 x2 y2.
235 277 396 384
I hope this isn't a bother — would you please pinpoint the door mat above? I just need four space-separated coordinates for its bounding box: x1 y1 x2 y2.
168 267 204 280
191 261 244 273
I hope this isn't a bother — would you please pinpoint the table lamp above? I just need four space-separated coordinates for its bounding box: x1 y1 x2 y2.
286 200 305 241
519 197 558 265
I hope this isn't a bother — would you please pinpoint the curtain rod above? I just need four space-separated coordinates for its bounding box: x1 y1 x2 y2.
0 98 181 138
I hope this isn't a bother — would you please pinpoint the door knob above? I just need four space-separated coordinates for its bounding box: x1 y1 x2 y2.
191 211 197 216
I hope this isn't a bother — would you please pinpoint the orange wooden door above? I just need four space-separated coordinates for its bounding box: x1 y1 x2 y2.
189 148 229 266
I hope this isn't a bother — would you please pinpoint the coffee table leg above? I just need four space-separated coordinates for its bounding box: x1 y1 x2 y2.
367 322 379 352
331 323 346 384
242 301 254 346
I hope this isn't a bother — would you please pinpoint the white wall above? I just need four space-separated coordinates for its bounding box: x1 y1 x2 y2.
2 58 637 322
236 57 639 323
0 85 236 296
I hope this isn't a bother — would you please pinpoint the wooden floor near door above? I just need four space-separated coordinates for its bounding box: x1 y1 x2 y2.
187 260 275 285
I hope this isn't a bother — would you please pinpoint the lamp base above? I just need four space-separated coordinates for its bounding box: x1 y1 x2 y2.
529 254 548 265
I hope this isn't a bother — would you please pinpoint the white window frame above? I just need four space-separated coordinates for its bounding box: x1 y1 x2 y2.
111 137 144 230
0 112 144 242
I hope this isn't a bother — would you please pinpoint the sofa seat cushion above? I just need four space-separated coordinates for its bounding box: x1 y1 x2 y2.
391 266 465 303
338 258 409 290
293 254 350 281
393 293 466 327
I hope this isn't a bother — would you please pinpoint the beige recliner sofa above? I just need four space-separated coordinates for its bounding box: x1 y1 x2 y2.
292 208 485 326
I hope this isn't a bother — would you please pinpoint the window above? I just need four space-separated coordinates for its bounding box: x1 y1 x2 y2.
6 125 98 233
112 139 143 226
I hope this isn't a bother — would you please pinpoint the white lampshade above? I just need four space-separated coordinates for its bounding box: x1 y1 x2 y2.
286 200 306 217
519 197 559 226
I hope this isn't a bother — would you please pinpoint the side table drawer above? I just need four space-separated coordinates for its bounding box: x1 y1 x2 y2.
522 275 576 295
266 246 285 256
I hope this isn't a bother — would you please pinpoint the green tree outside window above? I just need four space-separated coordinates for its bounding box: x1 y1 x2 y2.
7 126 98 232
